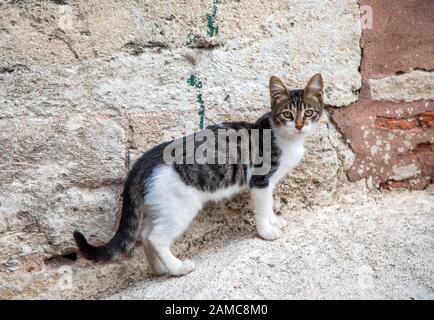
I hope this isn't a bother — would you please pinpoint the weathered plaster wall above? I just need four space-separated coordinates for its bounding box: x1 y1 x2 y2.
0 0 363 298
332 0 434 190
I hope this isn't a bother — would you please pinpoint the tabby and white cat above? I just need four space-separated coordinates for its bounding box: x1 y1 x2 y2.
74 74 324 276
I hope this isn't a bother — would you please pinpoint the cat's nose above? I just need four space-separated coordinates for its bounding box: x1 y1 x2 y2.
295 122 304 131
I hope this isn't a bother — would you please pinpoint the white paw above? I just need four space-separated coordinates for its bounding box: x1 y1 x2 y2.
152 264 168 276
171 259 195 276
257 225 282 241
271 215 287 229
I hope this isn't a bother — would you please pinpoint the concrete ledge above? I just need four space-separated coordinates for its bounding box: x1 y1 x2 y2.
108 187 434 300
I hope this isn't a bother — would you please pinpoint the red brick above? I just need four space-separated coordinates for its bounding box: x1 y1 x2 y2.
374 117 418 130
419 111 434 128
359 0 434 78
332 100 434 190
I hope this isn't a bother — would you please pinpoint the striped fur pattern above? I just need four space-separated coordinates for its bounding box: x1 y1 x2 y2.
173 113 281 192
73 74 324 276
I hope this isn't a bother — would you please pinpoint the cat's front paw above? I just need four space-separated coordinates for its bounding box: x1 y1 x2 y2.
172 259 195 277
257 225 282 241
270 215 287 229
152 266 168 276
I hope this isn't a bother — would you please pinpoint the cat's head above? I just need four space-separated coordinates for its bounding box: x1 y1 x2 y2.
269 73 324 136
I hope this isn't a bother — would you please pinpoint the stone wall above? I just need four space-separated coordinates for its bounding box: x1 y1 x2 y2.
0 0 430 299
332 0 434 190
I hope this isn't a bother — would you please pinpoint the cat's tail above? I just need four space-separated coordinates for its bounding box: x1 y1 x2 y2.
73 185 142 262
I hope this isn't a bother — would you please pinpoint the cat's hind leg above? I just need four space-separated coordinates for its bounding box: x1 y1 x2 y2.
146 211 198 276
144 166 202 276
140 216 168 276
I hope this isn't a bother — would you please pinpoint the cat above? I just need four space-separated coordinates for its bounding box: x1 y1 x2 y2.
73 73 324 276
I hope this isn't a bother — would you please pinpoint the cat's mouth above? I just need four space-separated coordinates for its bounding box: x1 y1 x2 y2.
289 130 304 135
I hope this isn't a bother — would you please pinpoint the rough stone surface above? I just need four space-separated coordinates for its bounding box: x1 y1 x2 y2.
333 100 434 190
332 0 434 190
0 0 361 121
109 187 434 300
1 0 430 300
0 114 126 268
370 71 434 102
358 0 434 80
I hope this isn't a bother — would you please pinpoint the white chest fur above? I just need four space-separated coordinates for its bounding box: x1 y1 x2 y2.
269 135 305 186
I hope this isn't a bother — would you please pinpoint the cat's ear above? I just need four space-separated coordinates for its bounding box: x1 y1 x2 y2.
269 76 289 103
304 73 323 104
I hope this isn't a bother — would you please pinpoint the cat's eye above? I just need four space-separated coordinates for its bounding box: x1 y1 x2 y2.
282 111 293 120
304 109 314 118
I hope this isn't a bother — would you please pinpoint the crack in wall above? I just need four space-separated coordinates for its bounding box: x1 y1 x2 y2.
51 29 81 61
